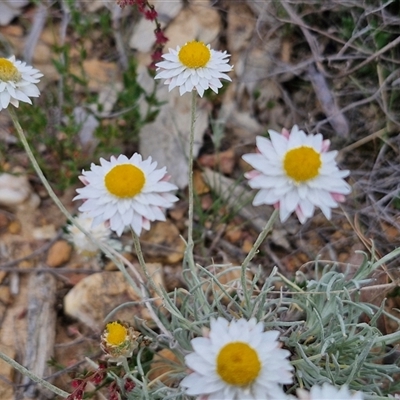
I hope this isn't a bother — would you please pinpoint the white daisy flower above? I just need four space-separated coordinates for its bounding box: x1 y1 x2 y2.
73 154 179 236
155 40 233 97
0 56 43 111
297 383 364 400
180 317 293 400
242 125 351 224
66 213 112 257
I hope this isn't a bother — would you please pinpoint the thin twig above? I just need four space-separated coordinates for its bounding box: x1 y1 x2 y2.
0 351 69 398
337 36 400 78
0 230 63 269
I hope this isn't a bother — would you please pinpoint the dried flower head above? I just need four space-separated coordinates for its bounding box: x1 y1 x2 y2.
297 383 364 400
66 213 112 257
101 321 140 361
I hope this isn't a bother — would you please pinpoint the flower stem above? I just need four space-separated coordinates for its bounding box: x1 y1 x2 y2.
183 90 199 281
241 209 279 308
132 231 164 300
187 90 197 252
0 350 69 398
181 92 206 299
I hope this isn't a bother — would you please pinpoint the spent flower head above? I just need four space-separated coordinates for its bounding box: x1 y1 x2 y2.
155 40 233 97
297 383 364 400
242 125 351 224
0 56 42 111
66 213 112 257
73 153 178 236
101 321 140 361
180 317 293 399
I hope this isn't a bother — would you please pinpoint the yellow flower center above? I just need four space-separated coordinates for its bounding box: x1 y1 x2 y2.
216 342 261 386
178 41 211 69
0 58 21 82
283 146 322 182
104 164 145 198
106 322 127 346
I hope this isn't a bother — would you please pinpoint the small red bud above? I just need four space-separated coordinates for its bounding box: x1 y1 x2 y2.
124 378 135 392
144 9 158 21
155 29 168 44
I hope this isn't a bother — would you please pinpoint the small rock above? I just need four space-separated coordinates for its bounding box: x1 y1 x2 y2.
152 0 183 24
70 59 119 92
224 223 242 244
242 239 253 254
0 286 11 305
129 18 159 53
193 169 210 195
198 148 236 175
31 42 52 65
32 224 57 240
7 220 21 234
46 240 72 267
164 1 221 49
0 24 23 36
64 267 164 331
141 221 185 264
169 200 187 222
0 0 28 26
0 173 32 207
139 93 208 190
168 200 187 231
226 2 254 52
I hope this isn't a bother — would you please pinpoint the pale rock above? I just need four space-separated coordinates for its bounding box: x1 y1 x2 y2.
70 59 119 92
224 109 265 141
129 18 160 53
152 0 183 24
141 220 185 264
31 42 52 65
226 2 255 52
129 0 183 52
32 224 57 240
0 173 39 209
64 267 164 330
139 89 208 189
0 0 28 26
164 1 221 49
